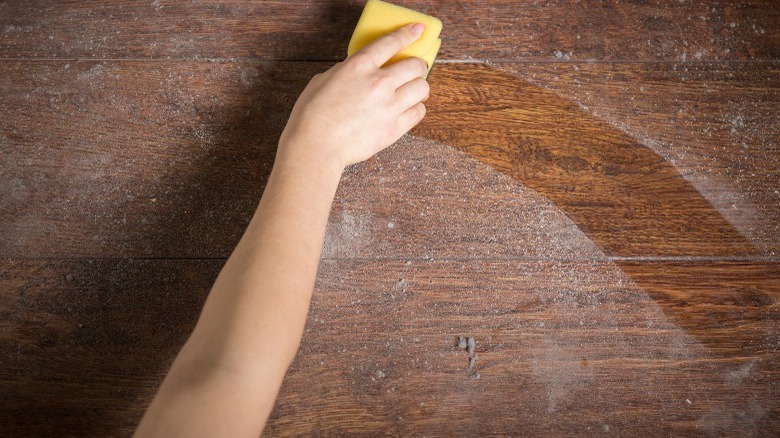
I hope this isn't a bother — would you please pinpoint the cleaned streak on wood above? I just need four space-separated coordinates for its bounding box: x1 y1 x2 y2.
495 62 780 255
616 261 780 357
1 3 779 432
2 62 777 259
418 64 758 257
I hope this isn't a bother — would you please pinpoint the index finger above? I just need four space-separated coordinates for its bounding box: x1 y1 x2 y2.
357 23 425 67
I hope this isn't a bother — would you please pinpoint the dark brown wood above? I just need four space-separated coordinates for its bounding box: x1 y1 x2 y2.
1 1 778 61
0 60 301 258
2 62 777 258
2 1 779 434
616 261 780 357
1 259 777 436
419 64 776 257
280 260 780 436
496 61 780 255
0 259 220 436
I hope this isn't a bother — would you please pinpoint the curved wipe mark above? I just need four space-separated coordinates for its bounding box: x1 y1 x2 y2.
416 65 757 258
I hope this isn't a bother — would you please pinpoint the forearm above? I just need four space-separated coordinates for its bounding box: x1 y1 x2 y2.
195 142 343 368
137 142 343 436
137 23 430 437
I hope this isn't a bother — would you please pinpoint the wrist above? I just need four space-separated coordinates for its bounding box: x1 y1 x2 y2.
274 137 346 182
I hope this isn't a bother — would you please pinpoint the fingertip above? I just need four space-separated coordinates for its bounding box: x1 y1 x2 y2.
395 101 427 139
418 57 429 76
417 101 427 119
410 101 427 125
420 78 431 101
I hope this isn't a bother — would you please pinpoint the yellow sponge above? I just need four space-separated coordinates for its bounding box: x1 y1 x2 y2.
347 0 442 76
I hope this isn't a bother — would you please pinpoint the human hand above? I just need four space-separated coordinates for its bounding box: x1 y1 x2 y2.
278 23 430 169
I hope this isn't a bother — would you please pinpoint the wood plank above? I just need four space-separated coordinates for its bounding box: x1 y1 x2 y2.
2 62 777 258
616 261 780 357
495 61 780 256
419 63 778 256
277 260 780 435
1 1 778 61
0 59 603 260
0 259 219 436
0 60 297 258
1 259 778 435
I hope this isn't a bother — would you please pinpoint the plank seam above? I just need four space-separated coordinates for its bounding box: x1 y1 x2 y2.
3 256 779 262
0 58 778 64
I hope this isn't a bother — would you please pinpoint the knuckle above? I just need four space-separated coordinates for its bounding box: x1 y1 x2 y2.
371 73 391 91
348 53 374 71
388 32 406 49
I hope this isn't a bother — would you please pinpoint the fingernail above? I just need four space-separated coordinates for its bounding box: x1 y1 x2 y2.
410 23 425 36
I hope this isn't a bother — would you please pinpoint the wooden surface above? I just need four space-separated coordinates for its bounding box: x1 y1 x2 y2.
1 0 779 436
2 260 778 435
1 1 779 61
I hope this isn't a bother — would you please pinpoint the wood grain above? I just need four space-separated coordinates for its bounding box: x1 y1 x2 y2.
497 61 780 255
2 62 777 258
3 0 779 436
0 259 218 436
1 1 778 61
419 64 768 257
1 259 777 435
0 60 298 258
617 261 780 357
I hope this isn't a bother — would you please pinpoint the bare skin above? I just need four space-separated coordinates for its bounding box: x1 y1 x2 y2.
135 23 430 437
